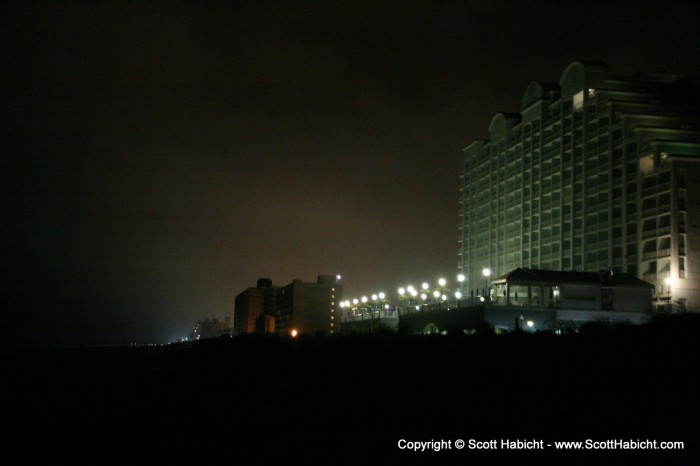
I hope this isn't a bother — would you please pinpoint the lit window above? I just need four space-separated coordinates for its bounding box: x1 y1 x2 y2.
588 88 596 97
330 323 334 327
639 154 654 175
331 316 334 320
573 90 584 111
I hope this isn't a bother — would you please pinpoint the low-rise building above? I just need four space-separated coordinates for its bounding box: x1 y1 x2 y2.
275 275 342 336
487 268 654 332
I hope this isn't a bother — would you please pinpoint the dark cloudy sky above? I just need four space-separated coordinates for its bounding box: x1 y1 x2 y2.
3 1 700 346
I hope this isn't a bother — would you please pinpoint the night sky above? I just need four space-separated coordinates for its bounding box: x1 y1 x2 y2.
3 1 700 346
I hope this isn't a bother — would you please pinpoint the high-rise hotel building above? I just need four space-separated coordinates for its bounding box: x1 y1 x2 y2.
459 61 700 309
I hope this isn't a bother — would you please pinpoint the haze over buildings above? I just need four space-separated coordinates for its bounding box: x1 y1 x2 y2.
3 2 700 346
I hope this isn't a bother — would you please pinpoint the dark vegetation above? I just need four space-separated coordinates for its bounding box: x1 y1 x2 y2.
3 314 700 463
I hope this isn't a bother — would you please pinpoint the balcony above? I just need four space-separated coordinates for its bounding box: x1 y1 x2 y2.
642 251 657 261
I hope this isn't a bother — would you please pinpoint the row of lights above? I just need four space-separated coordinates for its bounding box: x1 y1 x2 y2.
398 280 452 302
339 292 391 311
343 270 494 309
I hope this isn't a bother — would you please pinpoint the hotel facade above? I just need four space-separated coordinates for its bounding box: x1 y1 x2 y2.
459 61 700 310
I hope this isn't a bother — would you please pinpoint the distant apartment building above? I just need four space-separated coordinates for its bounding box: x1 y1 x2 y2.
233 275 342 336
193 317 231 339
274 275 343 336
459 60 700 310
234 278 277 335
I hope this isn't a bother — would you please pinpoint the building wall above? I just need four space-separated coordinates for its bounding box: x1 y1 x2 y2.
234 288 264 335
459 61 700 310
612 287 653 312
234 279 279 335
560 283 599 310
275 275 342 336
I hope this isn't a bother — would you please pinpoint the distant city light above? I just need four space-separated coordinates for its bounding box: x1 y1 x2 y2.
482 268 491 277
455 291 462 299
457 274 465 282
398 287 405 295
527 321 534 328
421 283 429 290
290 329 298 338
378 292 385 300
336 274 342 280
438 278 446 287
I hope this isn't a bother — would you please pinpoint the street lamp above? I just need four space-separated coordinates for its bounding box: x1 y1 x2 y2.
406 286 416 307
482 268 491 298
436 278 449 300
421 282 429 292
664 277 675 307
410 288 418 307
398 287 405 308
664 277 675 290
457 274 465 295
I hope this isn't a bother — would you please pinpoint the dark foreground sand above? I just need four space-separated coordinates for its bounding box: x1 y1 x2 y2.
3 315 699 464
